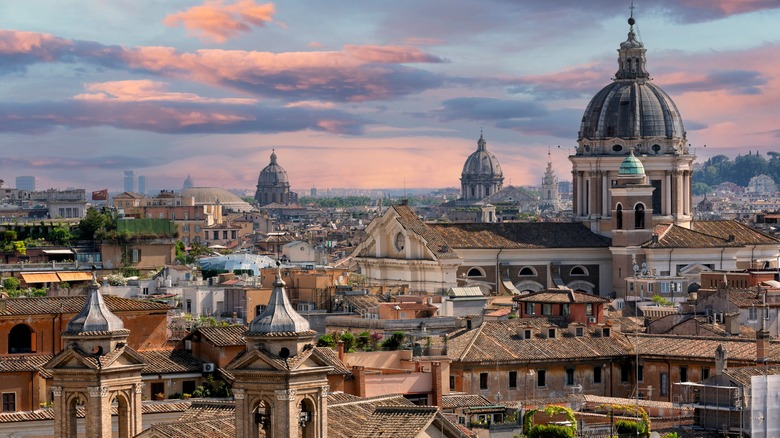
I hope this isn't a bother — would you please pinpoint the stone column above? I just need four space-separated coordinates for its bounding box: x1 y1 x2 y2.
675 171 684 218
87 385 111 438
52 386 64 438
576 172 583 216
602 173 609 217
274 389 298 438
664 172 672 215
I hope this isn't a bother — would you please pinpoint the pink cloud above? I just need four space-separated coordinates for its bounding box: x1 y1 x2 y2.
74 80 257 104
164 0 275 43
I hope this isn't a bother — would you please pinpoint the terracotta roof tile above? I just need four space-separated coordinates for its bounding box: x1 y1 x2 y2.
514 289 609 304
0 295 170 316
353 405 438 437
0 354 54 374
141 414 236 438
441 394 493 409
328 394 414 438
141 349 202 374
193 325 247 347
392 205 460 259
430 222 612 249
723 365 780 387
628 334 780 363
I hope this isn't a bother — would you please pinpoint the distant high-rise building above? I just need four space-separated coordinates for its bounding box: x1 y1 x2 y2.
124 170 136 193
137 175 147 195
310 187 317 197
15 176 36 191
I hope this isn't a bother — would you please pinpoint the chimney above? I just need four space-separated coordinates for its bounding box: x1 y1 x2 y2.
431 362 443 407
353 366 366 397
757 328 770 364
715 344 727 375
337 340 345 362
724 313 740 336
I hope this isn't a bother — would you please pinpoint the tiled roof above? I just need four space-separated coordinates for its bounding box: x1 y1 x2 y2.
353 405 438 438
446 320 631 364
513 289 608 304
312 346 352 375
430 222 612 249
628 334 780 363
328 394 415 438
0 354 54 374
692 221 780 245
392 204 460 259
140 414 236 438
381 302 437 311
726 289 780 308
644 223 743 248
194 325 247 347
339 293 382 313
0 401 192 423
441 394 493 409
141 349 202 374
723 365 780 387
0 295 170 316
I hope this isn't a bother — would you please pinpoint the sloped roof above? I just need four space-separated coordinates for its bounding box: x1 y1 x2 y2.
692 221 780 245
140 349 202 374
392 204 459 259
430 222 612 249
193 325 247 347
724 365 780 387
446 320 631 364
0 295 170 316
138 414 236 438
328 394 415 438
644 223 742 248
628 334 780 363
441 394 493 409
513 289 608 304
353 406 438 438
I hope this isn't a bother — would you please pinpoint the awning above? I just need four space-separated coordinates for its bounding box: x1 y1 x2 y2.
20 273 60 284
762 280 780 288
57 272 93 282
42 249 74 255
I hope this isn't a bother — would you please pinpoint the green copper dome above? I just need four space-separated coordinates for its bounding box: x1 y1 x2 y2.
618 151 645 176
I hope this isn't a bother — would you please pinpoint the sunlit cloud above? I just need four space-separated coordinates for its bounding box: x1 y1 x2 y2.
164 0 276 43
74 80 257 104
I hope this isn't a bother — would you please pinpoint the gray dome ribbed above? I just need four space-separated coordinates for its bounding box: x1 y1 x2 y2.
257 151 290 186
461 134 503 178
65 281 125 333
579 21 685 146
248 271 310 334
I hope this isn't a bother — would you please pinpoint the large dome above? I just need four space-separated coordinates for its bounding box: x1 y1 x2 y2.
577 19 687 156
257 151 290 186
181 187 254 212
461 134 503 178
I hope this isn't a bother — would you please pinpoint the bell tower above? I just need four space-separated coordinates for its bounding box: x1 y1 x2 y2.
228 262 331 438
46 273 146 438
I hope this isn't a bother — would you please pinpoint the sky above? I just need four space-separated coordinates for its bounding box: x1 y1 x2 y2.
1 1 780 195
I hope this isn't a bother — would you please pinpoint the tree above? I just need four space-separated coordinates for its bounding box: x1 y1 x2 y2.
77 207 115 240
2 277 20 291
48 226 73 245
381 332 406 350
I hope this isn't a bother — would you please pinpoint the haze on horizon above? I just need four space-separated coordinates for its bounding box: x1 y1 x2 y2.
1 1 779 193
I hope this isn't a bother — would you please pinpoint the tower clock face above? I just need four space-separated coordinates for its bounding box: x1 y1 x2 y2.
394 232 405 253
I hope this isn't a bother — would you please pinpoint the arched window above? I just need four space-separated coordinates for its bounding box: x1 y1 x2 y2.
616 204 623 230
635 203 645 229
570 266 589 276
466 267 485 278
470 186 476 197
8 324 34 354
518 266 537 277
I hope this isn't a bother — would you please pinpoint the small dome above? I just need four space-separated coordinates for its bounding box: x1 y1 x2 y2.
461 134 503 178
181 187 253 212
248 269 311 334
257 151 290 186
65 280 125 333
618 151 645 176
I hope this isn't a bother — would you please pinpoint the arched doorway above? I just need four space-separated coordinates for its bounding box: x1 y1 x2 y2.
8 324 33 354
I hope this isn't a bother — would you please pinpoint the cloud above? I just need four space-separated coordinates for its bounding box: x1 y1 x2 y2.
0 31 446 102
164 0 276 43
0 155 155 170
435 97 547 121
662 69 767 95
74 80 257 104
0 98 367 135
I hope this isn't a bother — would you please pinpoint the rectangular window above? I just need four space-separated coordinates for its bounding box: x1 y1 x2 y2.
547 328 556 338
479 373 488 390
231 230 237 239
651 179 662 214
223 231 228 239
702 367 710 380
131 249 140 263
525 302 535 315
586 303 593 316
2 393 15 412
680 366 688 383
638 365 644 382
749 307 758 321
621 364 630 383
449 376 456 391
565 368 575 386
524 329 532 340
660 372 669 396
509 371 517 389
537 370 546 387
593 366 602 384
561 304 570 316
151 382 165 399
542 303 552 315
183 380 196 395
575 327 584 337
